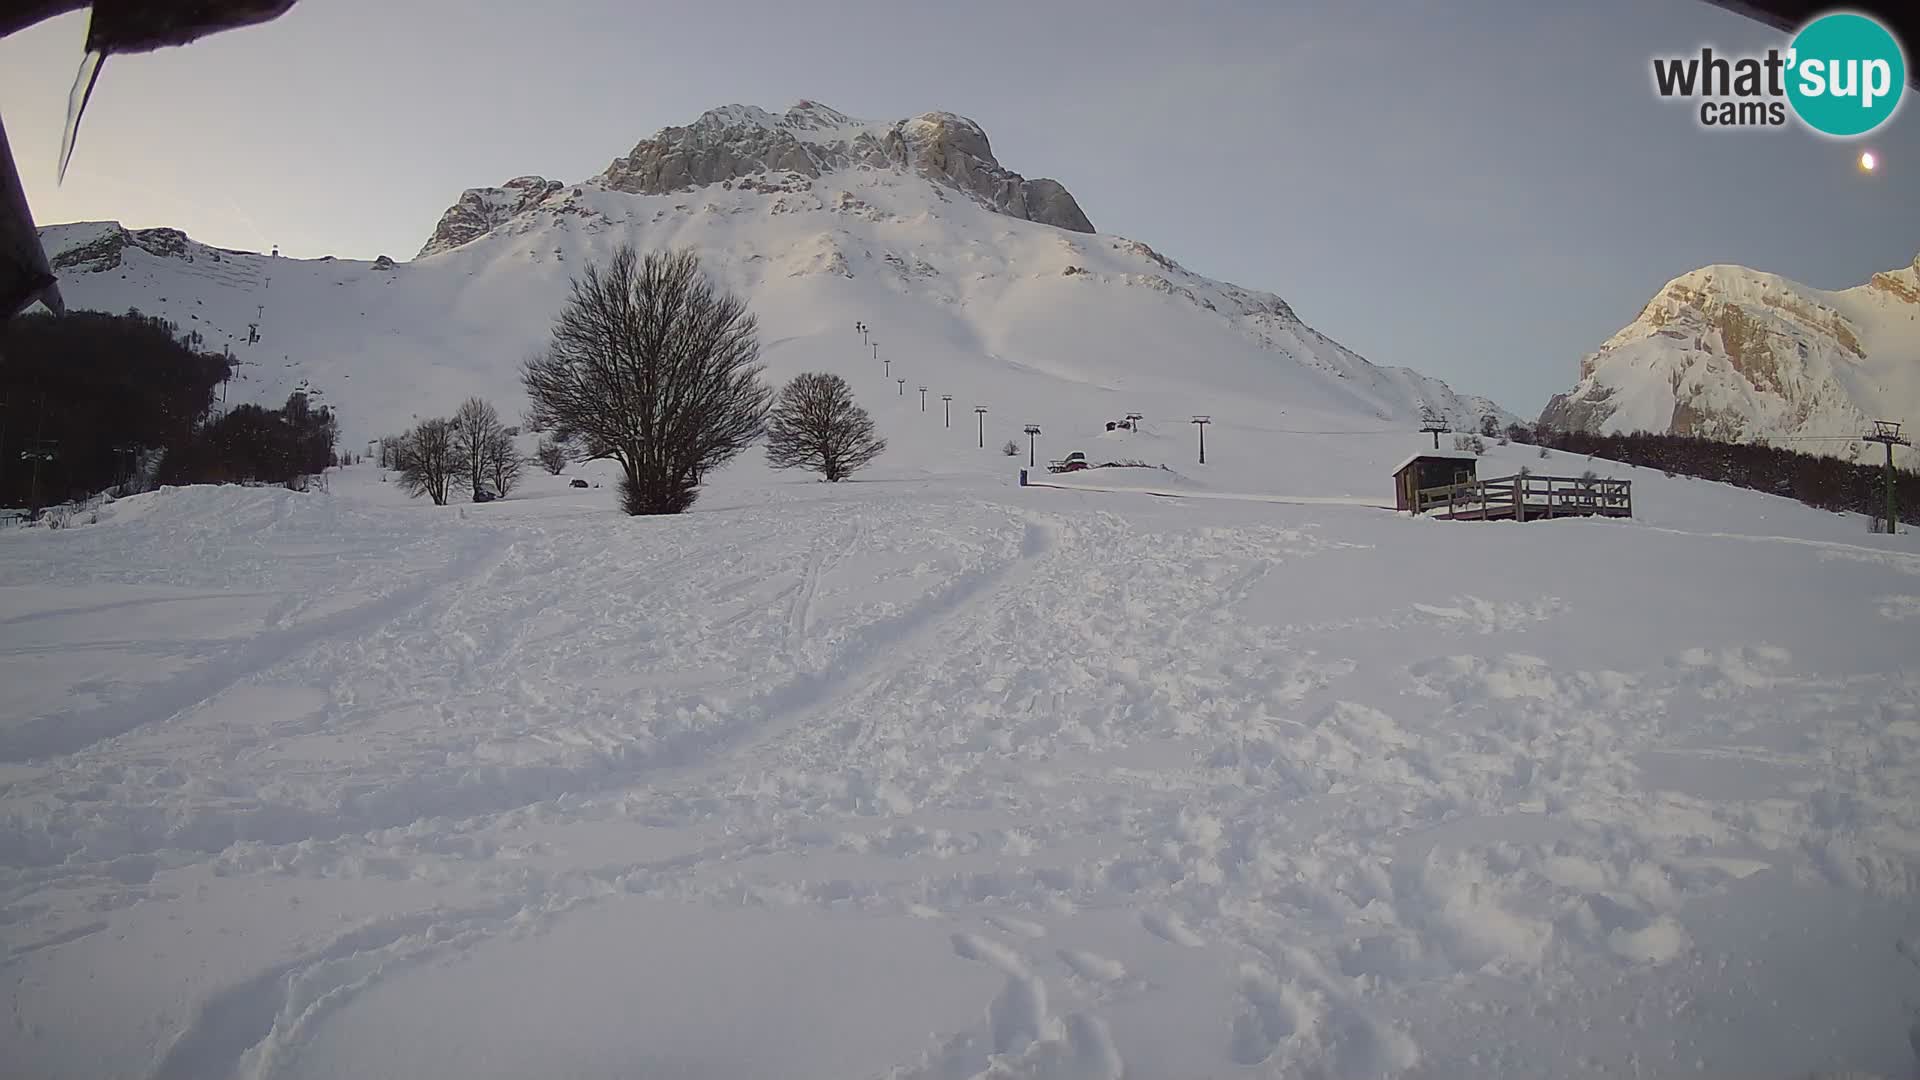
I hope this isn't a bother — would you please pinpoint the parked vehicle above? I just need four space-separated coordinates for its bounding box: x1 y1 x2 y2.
570 478 590 489
1047 452 1089 473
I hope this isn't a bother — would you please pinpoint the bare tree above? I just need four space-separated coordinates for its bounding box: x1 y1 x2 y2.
522 246 770 515
451 396 505 500
396 417 456 505
765 372 886 482
487 428 522 496
534 435 569 475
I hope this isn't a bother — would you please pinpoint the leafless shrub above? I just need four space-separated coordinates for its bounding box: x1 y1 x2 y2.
523 246 769 515
765 372 886 482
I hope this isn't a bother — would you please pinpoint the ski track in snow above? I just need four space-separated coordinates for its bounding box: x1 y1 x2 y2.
2 472 1918 1080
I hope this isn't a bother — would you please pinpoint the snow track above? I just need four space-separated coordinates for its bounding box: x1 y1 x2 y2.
3 473 1919 1080
0 530 508 763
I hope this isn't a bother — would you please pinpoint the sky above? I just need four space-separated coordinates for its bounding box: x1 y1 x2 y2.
1 0 1915 416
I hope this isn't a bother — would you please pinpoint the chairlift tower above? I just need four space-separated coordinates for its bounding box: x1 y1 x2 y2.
1023 424 1042 466
21 438 57 519
975 406 988 448
112 443 138 487
1864 420 1911 533
1191 415 1211 464
919 386 928 411
1420 407 1449 450
942 394 953 428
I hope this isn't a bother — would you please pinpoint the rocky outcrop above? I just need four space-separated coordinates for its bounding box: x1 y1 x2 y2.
884 112 1094 233
416 176 562 258
415 103 1095 256
595 102 1094 234
1540 255 1920 463
46 225 203 273
1538 384 1617 434
599 107 828 194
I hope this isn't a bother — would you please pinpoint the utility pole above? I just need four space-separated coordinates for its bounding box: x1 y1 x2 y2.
1864 420 1911 533
1420 407 1448 450
919 386 928 411
113 443 138 490
975 406 988 449
1191 415 1211 464
1024 424 1042 466
22 441 56 520
21 396 50 519
942 394 953 428
897 377 906 396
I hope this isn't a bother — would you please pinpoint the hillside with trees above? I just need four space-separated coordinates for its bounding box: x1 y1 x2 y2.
1516 425 1917 526
2 310 339 514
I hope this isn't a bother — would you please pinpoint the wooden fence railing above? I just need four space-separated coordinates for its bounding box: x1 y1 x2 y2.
1415 474 1631 521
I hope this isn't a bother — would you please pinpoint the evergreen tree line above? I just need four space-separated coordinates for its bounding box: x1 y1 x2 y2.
1510 425 1917 526
1 310 338 512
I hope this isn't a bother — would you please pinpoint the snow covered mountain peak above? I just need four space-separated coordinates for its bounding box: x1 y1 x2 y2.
687 100 864 139
1542 253 1920 465
591 100 1093 235
417 101 1093 259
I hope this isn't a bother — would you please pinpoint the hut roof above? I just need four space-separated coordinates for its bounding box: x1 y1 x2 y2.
1390 449 1479 475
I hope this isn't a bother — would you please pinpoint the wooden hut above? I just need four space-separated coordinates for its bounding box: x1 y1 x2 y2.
1392 451 1478 512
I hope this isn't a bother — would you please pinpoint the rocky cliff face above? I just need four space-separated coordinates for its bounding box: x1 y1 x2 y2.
418 102 1093 260
594 103 1093 234
49 224 220 273
417 176 565 258
1541 255 1920 465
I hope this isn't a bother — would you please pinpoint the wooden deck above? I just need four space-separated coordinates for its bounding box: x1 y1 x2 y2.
1414 474 1632 522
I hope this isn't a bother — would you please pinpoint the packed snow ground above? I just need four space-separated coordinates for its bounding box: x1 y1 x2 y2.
3 423 1918 1080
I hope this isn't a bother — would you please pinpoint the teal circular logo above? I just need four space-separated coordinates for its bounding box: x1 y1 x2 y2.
1786 13 1906 136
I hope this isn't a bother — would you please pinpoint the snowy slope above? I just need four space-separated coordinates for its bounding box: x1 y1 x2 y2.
36 102 1513 455
1 447 1917 1080
1542 255 1920 466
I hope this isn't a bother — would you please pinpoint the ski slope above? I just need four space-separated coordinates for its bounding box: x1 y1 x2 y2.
2 426 1918 1079
37 149 1511 457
